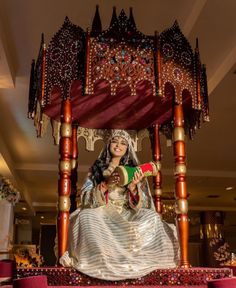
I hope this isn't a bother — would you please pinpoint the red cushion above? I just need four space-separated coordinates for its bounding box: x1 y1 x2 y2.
13 276 48 288
208 277 236 288
0 260 15 277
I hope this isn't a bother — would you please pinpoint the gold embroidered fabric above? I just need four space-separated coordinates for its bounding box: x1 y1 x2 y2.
60 178 179 280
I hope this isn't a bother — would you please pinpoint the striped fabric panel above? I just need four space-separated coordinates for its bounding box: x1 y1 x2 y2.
60 204 179 280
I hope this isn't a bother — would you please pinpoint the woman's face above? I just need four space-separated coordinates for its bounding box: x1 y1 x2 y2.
109 136 128 158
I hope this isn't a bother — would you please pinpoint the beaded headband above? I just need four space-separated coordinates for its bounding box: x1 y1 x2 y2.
108 129 132 147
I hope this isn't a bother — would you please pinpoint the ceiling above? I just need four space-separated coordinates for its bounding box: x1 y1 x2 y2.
0 0 236 218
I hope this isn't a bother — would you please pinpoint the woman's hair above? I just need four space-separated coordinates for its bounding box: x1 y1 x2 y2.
90 142 136 185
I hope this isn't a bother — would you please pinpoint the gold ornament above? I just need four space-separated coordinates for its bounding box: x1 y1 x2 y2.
58 196 71 212
175 164 186 175
154 188 162 196
173 127 185 142
59 160 71 172
175 199 188 214
71 159 77 170
60 123 72 137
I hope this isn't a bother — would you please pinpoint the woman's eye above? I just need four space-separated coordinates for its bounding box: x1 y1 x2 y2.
111 138 127 146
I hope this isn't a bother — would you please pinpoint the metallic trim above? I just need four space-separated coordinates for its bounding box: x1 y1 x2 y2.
177 216 189 222
61 123 72 137
153 161 161 171
71 159 77 170
154 188 162 196
175 199 188 214
58 196 71 212
173 127 185 142
175 164 186 175
59 160 71 172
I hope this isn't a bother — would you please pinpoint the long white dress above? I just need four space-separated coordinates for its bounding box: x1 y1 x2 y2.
60 177 179 280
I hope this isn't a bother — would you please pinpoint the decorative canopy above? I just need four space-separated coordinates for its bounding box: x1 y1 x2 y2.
28 6 209 142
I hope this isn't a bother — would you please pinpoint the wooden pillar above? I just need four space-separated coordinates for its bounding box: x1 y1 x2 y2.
70 123 79 213
151 124 162 213
173 104 190 268
57 99 72 259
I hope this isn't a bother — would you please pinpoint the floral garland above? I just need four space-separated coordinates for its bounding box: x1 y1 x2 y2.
0 175 20 205
210 238 231 266
14 247 44 268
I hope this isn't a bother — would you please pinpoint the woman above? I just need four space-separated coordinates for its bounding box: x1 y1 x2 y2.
60 130 179 280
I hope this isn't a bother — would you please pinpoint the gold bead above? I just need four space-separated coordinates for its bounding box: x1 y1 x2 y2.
173 127 185 142
71 159 77 170
58 196 71 212
154 188 162 196
59 160 71 172
157 161 161 171
175 199 188 214
175 164 186 175
60 123 72 137
177 216 189 222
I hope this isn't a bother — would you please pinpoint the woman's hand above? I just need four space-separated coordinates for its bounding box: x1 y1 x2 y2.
127 171 144 193
106 172 120 186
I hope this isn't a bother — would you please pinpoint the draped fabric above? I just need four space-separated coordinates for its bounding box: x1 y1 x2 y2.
60 178 179 280
0 200 14 254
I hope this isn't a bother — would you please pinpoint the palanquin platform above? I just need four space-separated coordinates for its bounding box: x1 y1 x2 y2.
15 267 232 287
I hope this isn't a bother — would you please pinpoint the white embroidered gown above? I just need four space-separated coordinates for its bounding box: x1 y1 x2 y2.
60 177 179 280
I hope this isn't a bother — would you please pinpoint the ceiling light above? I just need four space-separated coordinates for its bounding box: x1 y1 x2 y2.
22 207 27 211
207 195 220 198
226 186 234 191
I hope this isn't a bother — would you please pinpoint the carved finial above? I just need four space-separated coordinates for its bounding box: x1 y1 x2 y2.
64 16 70 23
154 30 160 40
154 31 160 48
173 20 179 28
41 33 44 44
62 16 73 29
196 38 199 49
119 9 127 18
110 6 117 27
129 7 136 28
91 5 102 36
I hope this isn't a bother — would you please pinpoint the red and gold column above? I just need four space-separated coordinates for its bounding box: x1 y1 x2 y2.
151 124 162 213
70 123 79 213
57 99 72 259
173 104 190 268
